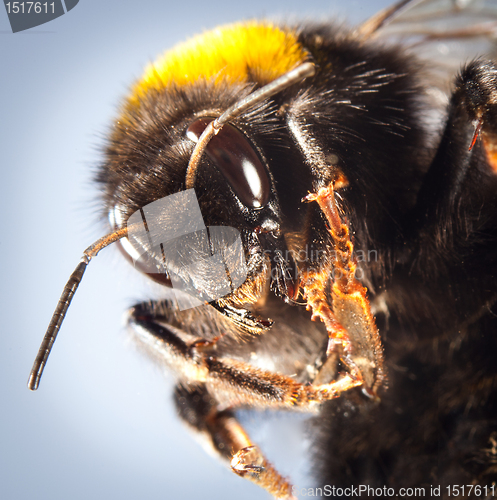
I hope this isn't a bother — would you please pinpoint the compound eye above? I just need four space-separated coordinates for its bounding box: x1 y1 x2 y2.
187 118 270 209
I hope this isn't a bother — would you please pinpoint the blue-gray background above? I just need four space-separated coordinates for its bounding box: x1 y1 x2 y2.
1 1 392 499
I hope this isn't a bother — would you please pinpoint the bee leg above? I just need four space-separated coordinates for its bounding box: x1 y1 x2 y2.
412 59 497 317
129 301 361 409
129 302 360 498
174 384 297 500
416 59 497 227
304 186 385 395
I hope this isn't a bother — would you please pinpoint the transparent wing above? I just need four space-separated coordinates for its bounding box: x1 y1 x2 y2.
366 0 497 104
376 0 497 58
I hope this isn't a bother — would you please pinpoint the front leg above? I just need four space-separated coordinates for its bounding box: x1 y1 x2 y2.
129 301 361 410
303 185 385 396
129 301 361 498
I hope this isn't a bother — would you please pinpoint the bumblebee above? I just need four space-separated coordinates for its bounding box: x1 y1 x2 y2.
29 0 497 498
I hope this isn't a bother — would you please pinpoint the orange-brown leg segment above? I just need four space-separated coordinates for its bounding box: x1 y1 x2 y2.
231 446 295 499
175 384 297 499
303 185 385 395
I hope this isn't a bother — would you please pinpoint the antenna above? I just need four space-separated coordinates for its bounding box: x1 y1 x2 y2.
27 227 128 391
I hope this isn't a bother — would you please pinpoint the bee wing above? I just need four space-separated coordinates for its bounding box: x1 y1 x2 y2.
378 1 496 52
358 0 496 114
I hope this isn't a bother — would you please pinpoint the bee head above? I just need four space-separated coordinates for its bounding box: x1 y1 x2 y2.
98 24 316 308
